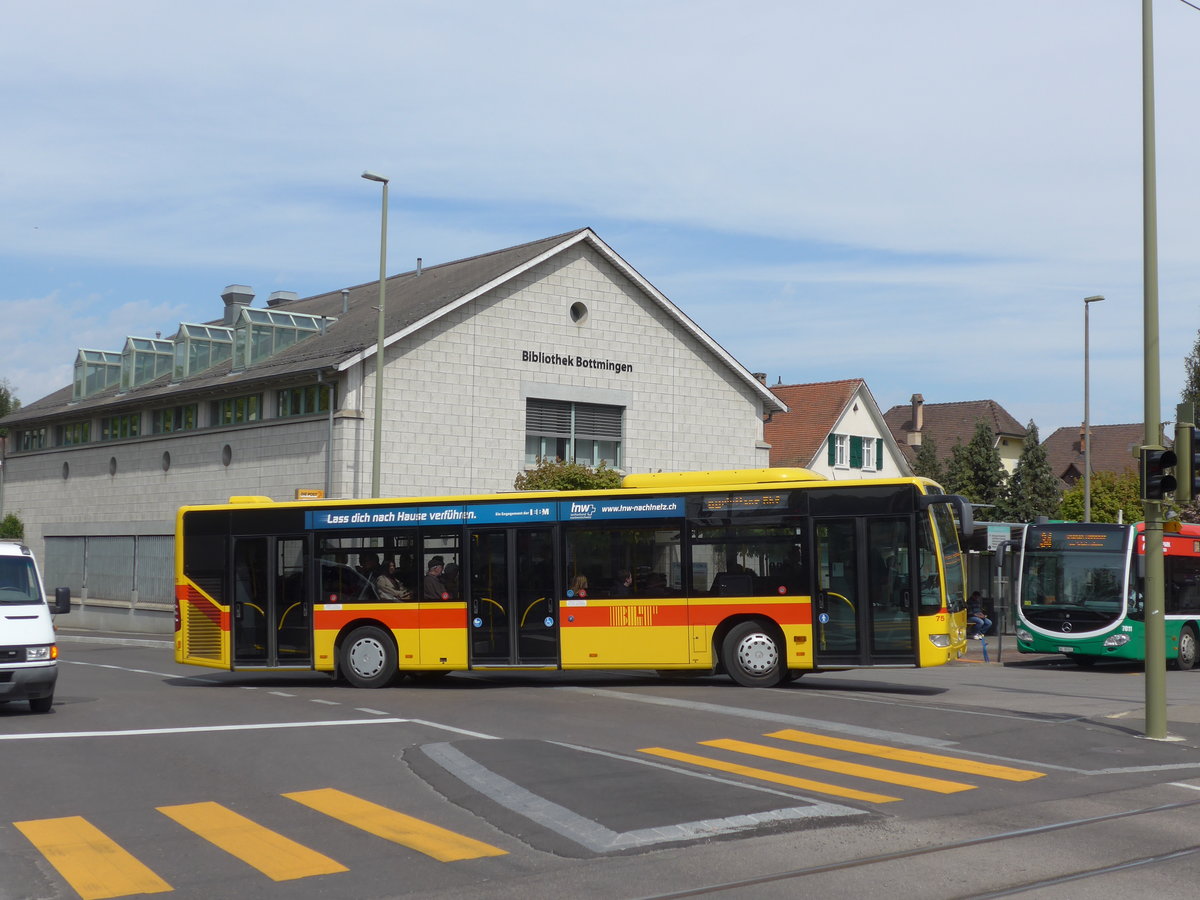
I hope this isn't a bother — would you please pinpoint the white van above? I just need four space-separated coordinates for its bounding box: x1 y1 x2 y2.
0 540 69 713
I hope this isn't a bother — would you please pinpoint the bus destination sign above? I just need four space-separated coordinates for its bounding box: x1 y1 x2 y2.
1027 525 1126 552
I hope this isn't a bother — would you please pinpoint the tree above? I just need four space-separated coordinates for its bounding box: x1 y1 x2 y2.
910 436 944 485
1183 331 1200 410
0 514 23 539
998 422 1060 522
514 457 623 491
944 420 1007 513
0 379 19 438
1057 469 1141 524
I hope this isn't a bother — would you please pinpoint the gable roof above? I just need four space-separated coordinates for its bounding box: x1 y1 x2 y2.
1042 423 1143 485
3 228 785 426
764 379 864 466
883 398 1026 464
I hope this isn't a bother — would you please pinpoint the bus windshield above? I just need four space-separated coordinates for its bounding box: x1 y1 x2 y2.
1020 549 1127 630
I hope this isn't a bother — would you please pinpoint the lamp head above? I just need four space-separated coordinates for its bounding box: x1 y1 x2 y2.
361 171 389 184
1084 295 1104 304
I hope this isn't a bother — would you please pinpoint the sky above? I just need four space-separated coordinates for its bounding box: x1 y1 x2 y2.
4 1 1200 441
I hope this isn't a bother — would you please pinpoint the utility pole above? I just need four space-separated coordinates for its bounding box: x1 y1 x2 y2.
1141 0 1167 740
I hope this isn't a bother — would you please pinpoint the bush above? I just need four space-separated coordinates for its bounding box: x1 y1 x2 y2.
0 513 24 539
514 457 623 491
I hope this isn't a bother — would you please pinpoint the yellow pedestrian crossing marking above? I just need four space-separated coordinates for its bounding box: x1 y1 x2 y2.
284 788 507 861
640 747 901 803
158 801 348 881
767 729 1045 782
13 815 172 900
700 738 975 793
642 729 1046 803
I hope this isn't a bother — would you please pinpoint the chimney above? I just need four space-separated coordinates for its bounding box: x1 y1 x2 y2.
341 289 349 313
267 290 298 308
908 393 924 447
752 372 767 385
221 285 254 325
416 257 423 276
1079 422 1086 454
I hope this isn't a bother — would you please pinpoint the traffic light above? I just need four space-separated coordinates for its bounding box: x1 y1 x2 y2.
1141 447 1178 501
1174 424 1200 503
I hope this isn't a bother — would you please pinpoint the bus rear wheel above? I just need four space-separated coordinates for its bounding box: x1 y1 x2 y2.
340 626 397 688
1174 625 1198 671
722 620 786 688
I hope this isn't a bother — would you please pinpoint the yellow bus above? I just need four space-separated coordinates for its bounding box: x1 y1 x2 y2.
174 468 972 688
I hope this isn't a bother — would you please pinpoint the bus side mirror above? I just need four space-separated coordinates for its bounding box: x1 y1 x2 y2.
53 587 71 615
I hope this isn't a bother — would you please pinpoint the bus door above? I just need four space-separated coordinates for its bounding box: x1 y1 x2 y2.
467 527 558 666
231 535 313 668
813 517 917 667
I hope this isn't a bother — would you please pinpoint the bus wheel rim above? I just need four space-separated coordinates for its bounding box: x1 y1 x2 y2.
736 633 778 675
350 638 385 677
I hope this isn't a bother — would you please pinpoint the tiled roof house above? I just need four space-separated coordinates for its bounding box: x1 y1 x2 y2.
765 379 911 478
883 395 1027 474
1042 423 1143 487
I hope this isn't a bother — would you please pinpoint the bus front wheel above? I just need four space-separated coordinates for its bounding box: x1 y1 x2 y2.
340 626 397 688
722 620 786 688
1174 625 1198 671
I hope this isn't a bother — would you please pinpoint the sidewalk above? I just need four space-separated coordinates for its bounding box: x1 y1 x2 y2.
55 626 172 648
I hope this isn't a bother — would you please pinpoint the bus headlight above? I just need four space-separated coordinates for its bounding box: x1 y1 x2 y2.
929 634 951 648
1104 634 1131 648
25 645 53 662
1016 628 1032 643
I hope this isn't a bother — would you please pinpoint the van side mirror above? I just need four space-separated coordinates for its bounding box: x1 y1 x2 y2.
53 587 71 615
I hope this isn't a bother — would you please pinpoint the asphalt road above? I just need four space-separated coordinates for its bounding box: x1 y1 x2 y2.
3 631 1200 900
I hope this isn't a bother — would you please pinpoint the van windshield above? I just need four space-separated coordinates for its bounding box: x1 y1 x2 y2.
0 556 43 605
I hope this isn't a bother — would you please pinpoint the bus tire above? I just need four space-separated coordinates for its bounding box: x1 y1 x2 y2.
340 626 397 689
1174 625 1198 671
722 620 786 688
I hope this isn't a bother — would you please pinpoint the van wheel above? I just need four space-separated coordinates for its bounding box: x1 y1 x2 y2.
29 695 53 713
1174 625 1198 671
339 626 397 688
722 620 786 687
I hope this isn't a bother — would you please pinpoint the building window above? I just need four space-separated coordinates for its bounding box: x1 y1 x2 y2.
277 384 334 418
57 421 92 446
100 413 141 441
828 434 883 471
525 399 623 468
152 404 198 434
212 394 262 426
18 428 46 451
861 436 877 471
829 434 849 468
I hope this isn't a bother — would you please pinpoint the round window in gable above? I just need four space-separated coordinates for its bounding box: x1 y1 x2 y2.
162 451 171 473
108 456 117 477
61 461 70 481
570 301 588 324
222 444 233 467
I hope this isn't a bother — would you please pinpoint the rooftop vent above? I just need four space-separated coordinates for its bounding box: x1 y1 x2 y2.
221 285 254 325
267 291 299 308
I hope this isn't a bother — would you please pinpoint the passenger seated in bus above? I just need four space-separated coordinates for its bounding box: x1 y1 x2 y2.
374 559 411 602
357 552 379 576
441 562 460 600
569 574 588 596
642 571 668 595
423 556 446 600
612 569 633 596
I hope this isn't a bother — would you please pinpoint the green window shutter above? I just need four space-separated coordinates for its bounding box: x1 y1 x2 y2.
876 438 883 468
850 436 863 469
828 435 837 466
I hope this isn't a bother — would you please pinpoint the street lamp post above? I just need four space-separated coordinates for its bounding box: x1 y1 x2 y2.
1083 294 1104 522
362 171 389 498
